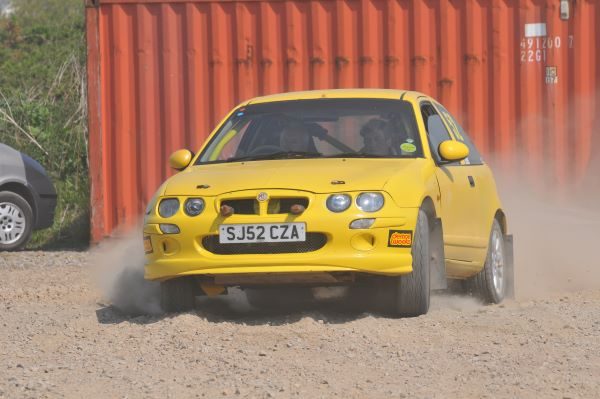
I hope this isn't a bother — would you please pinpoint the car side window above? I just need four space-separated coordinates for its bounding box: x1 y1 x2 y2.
420 102 452 163
434 102 483 165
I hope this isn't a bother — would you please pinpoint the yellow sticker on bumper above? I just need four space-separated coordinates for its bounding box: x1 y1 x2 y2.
388 230 412 248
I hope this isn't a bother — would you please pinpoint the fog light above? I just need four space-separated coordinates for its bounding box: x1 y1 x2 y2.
350 218 375 229
159 224 180 234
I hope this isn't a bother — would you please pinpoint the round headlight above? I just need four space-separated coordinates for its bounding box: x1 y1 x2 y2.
356 193 384 212
184 198 205 216
158 198 180 218
326 194 351 213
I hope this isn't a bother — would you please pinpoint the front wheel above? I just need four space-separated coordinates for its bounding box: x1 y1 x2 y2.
160 277 199 313
384 209 431 317
470 220 506 304
0 191 33 251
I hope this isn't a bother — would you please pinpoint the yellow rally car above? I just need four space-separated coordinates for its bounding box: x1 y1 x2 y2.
143 89 514 317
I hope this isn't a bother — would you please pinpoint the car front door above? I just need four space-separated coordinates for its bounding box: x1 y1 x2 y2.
420 102 487 276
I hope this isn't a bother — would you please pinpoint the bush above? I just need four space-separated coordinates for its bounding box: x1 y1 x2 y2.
0 0 88 248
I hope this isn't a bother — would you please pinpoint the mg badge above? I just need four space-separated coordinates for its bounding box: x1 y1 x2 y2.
257 192 269 202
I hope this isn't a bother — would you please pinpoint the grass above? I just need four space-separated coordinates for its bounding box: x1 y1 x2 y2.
0 0 89 249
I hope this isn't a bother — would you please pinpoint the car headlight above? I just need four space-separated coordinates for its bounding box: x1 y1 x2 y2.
356 193 384 212
158 198 180 218
184 198 205 216
326 194 351 213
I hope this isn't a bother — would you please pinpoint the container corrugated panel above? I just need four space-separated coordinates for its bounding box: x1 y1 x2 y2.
86 0 600 241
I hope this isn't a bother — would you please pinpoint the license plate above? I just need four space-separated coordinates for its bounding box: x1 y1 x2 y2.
219 223 306 244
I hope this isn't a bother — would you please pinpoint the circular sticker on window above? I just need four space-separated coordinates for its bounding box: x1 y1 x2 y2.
400 142 417 153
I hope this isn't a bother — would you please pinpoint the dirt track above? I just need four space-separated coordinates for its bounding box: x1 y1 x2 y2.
1 250 599 399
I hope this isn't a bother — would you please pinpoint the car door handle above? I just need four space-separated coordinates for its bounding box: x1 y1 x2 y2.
468 176 475 187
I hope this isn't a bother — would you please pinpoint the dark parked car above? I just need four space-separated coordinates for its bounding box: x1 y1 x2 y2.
0 143 57 250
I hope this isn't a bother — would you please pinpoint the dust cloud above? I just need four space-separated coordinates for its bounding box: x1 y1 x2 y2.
90 228 255 316
491 152 600 299
430 294 482 312
91 231 161 315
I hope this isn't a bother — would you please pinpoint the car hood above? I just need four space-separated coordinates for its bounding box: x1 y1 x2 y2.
163 158 430 196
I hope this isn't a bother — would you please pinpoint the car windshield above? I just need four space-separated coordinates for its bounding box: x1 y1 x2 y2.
196 98 423 164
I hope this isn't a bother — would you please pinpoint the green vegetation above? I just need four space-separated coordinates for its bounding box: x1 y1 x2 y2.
0 0 88 248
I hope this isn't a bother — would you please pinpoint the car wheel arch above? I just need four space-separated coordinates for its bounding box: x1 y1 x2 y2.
419 196 438 225
0 181 37 224
494 209 507 234
420 196 447 291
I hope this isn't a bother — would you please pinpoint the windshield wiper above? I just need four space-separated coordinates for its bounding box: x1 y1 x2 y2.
324 152 388 158
227 151 322 162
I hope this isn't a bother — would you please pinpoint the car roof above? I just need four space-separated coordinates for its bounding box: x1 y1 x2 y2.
245 89 426 105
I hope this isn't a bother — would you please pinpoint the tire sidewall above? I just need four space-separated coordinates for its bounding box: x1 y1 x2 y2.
0 191 34 251
412 210 431 309
484 220 505 303
396 209 431 316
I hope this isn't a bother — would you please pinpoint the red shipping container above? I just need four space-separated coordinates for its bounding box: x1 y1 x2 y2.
86 0 600 242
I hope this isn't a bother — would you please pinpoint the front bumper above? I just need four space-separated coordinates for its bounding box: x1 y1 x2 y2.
143 190 419 281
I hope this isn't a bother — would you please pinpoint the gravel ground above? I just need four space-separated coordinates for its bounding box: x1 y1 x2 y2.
1 251 599 399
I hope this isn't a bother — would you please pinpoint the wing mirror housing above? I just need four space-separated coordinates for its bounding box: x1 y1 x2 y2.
169 149 193 171
438 140 469 162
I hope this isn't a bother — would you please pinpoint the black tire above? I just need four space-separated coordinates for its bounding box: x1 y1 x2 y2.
387 209 431 317
245 287 314 310
0 191 33 251
160 277 199 313
398 209 431 316
470 220 506 304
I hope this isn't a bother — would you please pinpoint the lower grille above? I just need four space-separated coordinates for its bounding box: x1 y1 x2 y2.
202 233 327 255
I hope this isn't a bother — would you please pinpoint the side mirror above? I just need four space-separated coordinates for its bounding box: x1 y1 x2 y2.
438 140 469 162
169 149 193 170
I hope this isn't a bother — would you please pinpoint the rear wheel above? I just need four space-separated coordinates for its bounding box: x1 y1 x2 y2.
0 191 33 251
384 209 431 317
160 277 199 313
470 220 506 304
